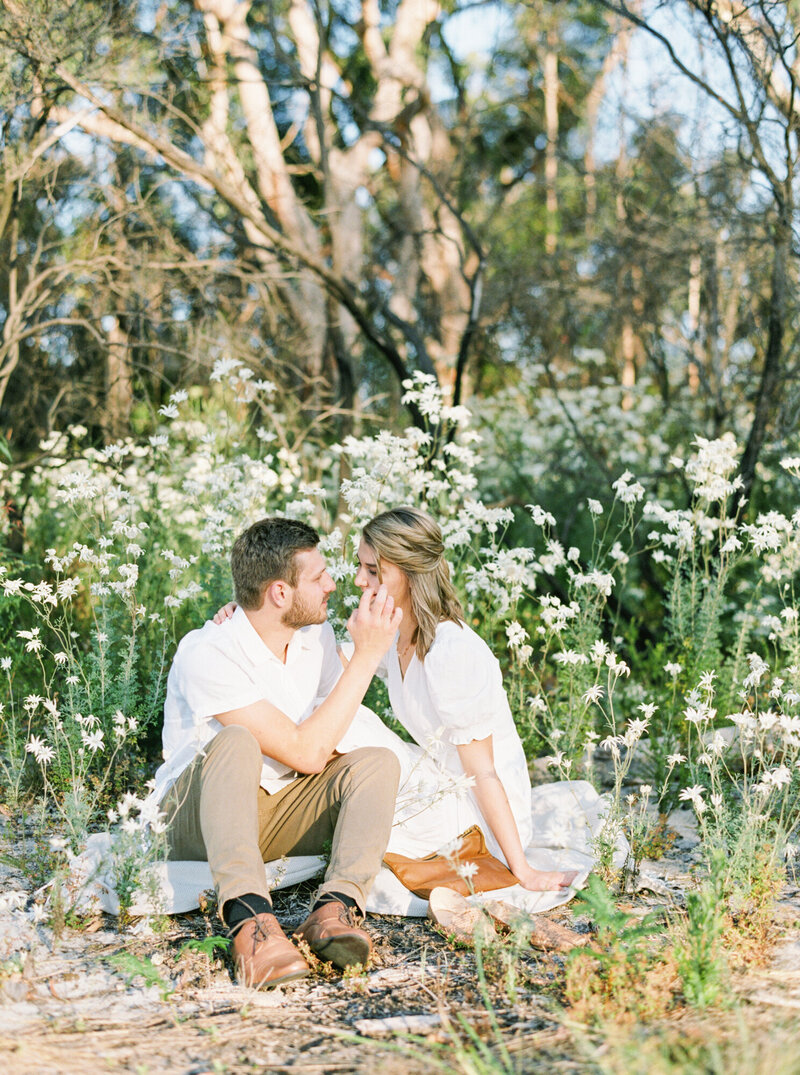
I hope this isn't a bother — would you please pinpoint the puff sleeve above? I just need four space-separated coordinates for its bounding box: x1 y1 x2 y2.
423 623 505 746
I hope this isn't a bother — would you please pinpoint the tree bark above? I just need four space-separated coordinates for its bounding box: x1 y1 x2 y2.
735 211 789 509
544 29 559 256
104 314 133 443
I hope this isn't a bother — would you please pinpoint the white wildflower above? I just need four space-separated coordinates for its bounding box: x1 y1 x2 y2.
623 718 648 746
743 653 769 689
611 470 645 503
26 736 55 765
505 621 528 648
684 434 741 502
590 639 609 663
678 784 707 814
82 729 105 753
553 650 590 666
605 653 631 677
527 504 556 528
599 735 622 758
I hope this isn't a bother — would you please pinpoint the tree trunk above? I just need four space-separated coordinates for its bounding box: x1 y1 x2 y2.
544 30 559 257
735 212 789 510
687 251 701 394
0 203 21 415
584 18 629 239
104 314 133 443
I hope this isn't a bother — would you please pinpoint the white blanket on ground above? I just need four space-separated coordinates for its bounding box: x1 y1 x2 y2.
69 780 626 919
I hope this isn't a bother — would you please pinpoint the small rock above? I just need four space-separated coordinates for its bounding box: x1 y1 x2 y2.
353 1013 443 1035
366 967 414 986
666 808 700 846
1 976 29 1003
770 939 800 971
634 871 673 897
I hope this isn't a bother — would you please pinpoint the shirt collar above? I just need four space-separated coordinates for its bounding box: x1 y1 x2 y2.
230 606 315 667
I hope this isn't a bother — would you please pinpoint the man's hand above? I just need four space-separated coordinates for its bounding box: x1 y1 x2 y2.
347 584 402 660
217 585 401 774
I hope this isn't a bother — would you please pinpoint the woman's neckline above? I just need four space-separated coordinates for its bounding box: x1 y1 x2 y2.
395 636 414 681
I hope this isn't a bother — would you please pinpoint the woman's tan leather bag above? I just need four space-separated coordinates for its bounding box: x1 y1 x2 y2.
382 825 518 898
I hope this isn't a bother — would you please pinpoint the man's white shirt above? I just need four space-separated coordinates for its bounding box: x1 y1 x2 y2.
151 607 342 803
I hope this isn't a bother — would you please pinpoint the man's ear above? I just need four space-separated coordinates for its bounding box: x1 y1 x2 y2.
265 579 290 608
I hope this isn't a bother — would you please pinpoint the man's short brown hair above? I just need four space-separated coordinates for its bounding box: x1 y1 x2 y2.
230 518 320 610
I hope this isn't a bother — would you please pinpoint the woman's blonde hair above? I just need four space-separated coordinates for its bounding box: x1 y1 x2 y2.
362 506 464 659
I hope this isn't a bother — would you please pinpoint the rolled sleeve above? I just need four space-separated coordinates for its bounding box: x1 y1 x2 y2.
174 638 265 723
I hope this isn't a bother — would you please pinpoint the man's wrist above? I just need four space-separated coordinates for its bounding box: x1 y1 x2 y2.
346 647 383 672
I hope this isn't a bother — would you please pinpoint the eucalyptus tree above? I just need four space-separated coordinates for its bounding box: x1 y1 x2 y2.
0 1 204 446
0 0 504 428
590 0 800 505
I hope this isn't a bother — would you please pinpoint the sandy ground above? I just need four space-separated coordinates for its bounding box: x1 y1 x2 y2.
2 816 800 1075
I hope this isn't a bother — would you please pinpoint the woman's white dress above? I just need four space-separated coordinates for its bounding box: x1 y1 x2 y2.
338 621 627 916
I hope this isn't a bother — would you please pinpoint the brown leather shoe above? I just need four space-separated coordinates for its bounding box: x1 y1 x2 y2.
230 912 310 989
294 902 372 970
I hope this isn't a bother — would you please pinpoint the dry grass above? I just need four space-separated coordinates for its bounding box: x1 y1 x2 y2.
3 832 800 1074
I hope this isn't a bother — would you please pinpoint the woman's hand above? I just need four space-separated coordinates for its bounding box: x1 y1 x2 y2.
513 862 579 893
213 601 237 624
457 737 578 892
346 584 402 660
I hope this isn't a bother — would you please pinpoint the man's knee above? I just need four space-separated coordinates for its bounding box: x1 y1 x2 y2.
204 724 262 770
342 746 401 791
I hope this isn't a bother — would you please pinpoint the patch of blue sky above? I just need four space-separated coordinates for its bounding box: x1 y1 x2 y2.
156 179 231 254
603 2 796 192
433 0 793 200
442 2 513 58
169 293 192 322
430 1 513 102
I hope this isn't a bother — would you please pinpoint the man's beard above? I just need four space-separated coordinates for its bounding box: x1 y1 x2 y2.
281 591 327 629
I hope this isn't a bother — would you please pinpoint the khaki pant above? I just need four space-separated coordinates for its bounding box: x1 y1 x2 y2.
161 724 400 918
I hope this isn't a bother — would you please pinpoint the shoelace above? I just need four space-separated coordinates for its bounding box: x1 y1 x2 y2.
231 914 282 956
345 906 365 928
251 915 279 942
327 903 363 929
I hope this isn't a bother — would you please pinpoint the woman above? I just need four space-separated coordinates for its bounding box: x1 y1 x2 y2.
217 507 583 906
352 507 577 893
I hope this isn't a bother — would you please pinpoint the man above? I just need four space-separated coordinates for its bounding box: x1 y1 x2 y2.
151 517 403 988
